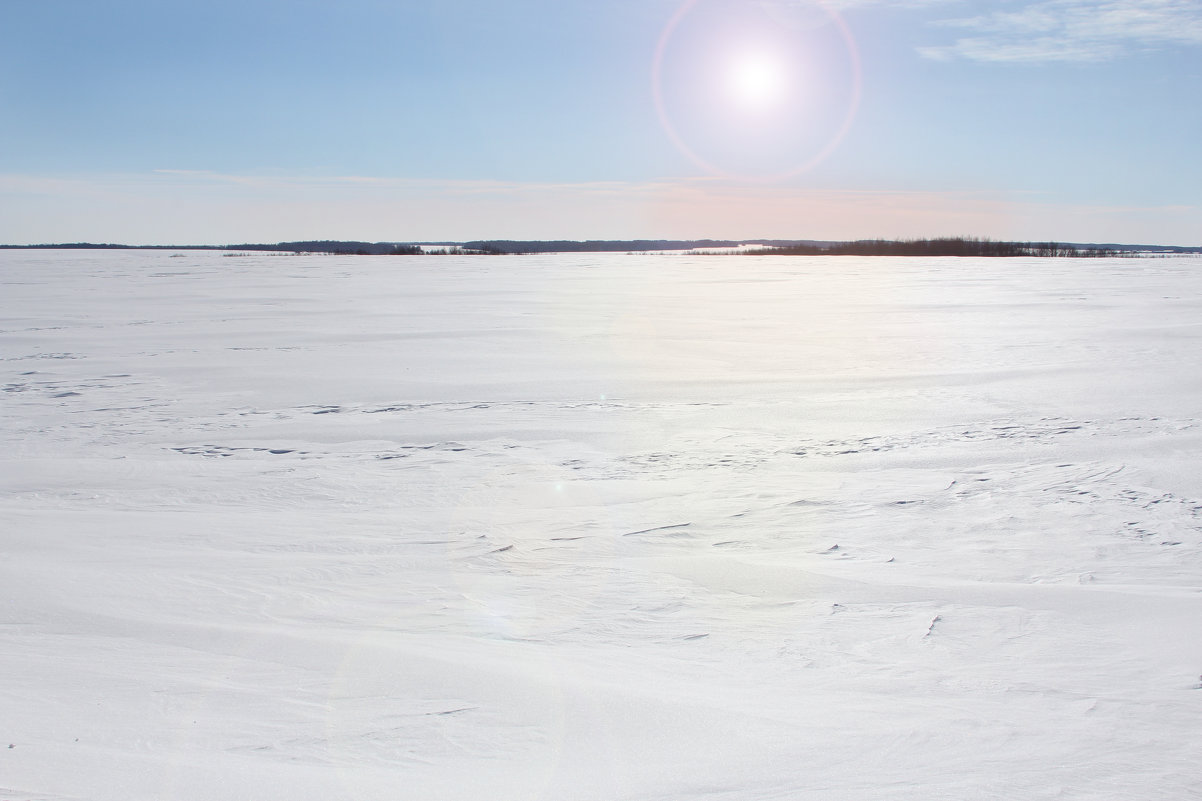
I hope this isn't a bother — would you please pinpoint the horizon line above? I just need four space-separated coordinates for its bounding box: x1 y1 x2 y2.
2 237 1200 253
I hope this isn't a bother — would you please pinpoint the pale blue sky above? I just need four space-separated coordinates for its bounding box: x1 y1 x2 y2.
2 0 1199 244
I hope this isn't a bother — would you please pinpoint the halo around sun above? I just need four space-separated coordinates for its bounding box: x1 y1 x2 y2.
652 0 861 181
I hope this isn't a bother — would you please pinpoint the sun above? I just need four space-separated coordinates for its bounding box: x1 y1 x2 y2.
650 0 862 179
724 51 788 110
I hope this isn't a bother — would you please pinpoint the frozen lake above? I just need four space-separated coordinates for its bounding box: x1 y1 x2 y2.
3 249 1201 800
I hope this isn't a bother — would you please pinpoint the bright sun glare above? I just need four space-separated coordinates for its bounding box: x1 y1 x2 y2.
725 51 787 109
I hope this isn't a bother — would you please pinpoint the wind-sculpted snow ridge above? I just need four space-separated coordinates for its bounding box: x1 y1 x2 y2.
2 249 1202 801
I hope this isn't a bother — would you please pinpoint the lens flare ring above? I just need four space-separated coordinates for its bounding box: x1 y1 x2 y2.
651 0 862 182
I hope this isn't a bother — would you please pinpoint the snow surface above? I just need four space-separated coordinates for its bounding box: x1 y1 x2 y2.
2 249 1201 800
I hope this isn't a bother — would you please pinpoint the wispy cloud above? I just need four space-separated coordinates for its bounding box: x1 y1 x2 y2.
919 0 1202 63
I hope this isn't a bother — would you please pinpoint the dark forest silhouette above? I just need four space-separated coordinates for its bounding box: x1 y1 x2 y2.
742 238 1119 257
3 238 1198 255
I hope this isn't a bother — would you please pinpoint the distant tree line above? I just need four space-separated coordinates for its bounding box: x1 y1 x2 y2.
460 239 742 254
227 241 421 255
743 237 1120 257
0 242 225 250
4 238 1197 255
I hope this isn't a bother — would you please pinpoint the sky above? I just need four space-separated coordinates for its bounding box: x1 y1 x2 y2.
1 0 1199 245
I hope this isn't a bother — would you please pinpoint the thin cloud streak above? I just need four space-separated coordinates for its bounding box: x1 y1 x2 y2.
920 0 1202 63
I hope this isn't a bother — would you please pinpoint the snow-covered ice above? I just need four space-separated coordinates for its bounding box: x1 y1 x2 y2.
2 249 1201 800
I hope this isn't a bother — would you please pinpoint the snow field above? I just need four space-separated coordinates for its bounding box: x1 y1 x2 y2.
2 250 1201 800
